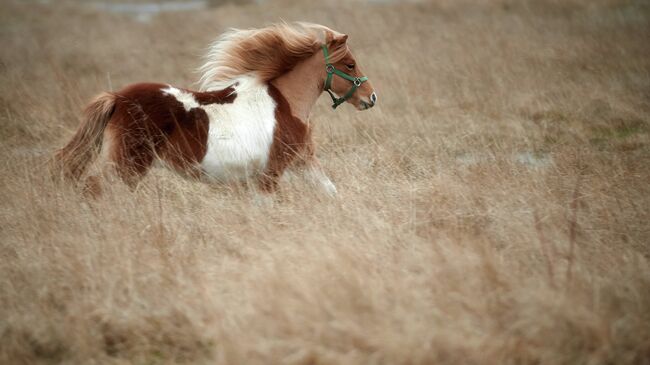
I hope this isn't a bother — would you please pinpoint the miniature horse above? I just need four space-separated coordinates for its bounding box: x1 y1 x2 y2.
54 22 376 195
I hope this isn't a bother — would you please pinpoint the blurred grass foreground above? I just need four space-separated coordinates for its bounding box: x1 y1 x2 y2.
1 0 649 364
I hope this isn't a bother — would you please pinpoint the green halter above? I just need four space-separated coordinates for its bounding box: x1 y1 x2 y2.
322 44 369 109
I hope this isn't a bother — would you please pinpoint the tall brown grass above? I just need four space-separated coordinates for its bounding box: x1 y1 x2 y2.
1 0 649 364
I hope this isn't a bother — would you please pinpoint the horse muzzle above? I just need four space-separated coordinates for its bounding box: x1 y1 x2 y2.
360 92 377 110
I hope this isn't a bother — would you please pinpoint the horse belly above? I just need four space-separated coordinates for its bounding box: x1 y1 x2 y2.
199 91 276 181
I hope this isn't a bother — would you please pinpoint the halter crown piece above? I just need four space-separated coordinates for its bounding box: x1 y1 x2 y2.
321 44 369 109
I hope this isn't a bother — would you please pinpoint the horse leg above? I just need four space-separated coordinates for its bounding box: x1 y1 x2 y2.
258 169 281 193
113 147 154 190
303 156 337 197
82 174 103 198
108 128 155 190
79 125 155 195
292 140 337 196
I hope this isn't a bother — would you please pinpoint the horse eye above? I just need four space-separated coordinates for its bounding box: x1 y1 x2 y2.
346 64 355 70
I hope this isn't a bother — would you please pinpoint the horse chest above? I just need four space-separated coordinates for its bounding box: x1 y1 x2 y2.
199 87 277 180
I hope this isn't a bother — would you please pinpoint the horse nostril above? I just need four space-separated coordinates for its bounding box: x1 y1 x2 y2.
370 93 377 104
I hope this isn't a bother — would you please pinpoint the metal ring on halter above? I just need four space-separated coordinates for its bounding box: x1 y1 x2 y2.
326 65 335 74
353 78 362 87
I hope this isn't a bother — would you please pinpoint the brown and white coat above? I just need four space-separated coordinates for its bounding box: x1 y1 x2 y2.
54 22 376 195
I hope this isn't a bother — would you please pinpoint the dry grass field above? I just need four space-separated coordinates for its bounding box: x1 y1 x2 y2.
1 0 649 364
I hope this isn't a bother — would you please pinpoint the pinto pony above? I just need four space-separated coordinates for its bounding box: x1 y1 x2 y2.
54 22 376 195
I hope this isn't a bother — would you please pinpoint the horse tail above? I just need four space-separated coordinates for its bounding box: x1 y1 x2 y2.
54 92 115 182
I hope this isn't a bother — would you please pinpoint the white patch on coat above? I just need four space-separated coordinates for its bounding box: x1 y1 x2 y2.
161 86 199 111
199 75 277 181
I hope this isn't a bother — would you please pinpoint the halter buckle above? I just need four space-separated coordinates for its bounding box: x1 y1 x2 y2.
326 64 334 74
353 78 362 87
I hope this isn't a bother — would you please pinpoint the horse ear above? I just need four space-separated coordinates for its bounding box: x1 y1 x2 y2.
330 34 348 48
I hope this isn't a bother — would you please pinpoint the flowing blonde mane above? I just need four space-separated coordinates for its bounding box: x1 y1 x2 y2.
198 22 344 91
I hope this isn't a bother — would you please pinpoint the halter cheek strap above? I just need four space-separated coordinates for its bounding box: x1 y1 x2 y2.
322 45 369 109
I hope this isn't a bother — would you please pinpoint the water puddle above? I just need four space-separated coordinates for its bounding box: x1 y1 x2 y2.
455 153 495 166
87 1 418 22
92 1 208 22
455 152 553 168
514 152 553 168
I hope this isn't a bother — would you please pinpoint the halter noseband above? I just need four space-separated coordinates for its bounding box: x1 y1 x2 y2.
322 45 369 109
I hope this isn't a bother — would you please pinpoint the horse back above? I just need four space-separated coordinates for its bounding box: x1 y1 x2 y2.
107 82 236 174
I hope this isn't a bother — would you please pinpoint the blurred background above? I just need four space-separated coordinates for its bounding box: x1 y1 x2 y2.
1 1 649 364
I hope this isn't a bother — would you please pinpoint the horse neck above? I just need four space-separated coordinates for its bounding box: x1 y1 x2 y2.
270 53 324 122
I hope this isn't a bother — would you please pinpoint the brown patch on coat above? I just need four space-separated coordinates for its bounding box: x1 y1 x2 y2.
259 83 312 192
193 87 236 105
56 82 237 190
